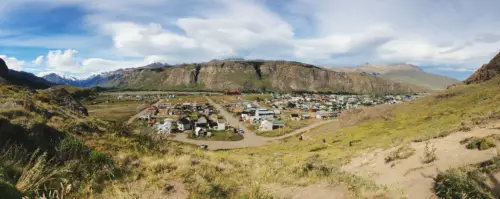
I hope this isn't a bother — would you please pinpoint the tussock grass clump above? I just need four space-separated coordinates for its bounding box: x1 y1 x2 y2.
434 168 495 199
16 150 68 194
385 145 415 163
461 136 497 150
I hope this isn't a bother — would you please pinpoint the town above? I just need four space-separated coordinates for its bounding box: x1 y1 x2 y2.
120 91 424 146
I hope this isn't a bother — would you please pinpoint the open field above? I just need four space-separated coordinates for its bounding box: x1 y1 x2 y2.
163 95 209 104
86 100 149 122
188 131 244 141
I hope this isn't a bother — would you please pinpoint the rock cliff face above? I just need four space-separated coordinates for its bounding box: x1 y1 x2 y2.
91 60 424 94
464 53 500 84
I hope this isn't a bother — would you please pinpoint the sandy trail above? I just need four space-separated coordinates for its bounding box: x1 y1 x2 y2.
343 121 500 199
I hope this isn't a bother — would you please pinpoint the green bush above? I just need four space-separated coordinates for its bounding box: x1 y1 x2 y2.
462 137 496 150
434 169 495 199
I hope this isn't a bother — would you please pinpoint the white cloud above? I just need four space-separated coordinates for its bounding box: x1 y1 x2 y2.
33 56 44 65
0 55 26 70
2 0 500 78
46 49 80 72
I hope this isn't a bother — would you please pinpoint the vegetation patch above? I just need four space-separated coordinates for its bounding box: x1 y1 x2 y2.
461 136 498 150
385 144 415 163
435 168 495 199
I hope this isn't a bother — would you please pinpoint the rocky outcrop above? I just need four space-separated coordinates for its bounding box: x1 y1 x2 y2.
464 53 500 84
43 88 88 116
0 58 8 77
91 60 425 94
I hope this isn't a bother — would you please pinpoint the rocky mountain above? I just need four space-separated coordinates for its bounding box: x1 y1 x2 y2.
0 58 53 89
324 64 459 90
464 53 500 84
42 73 79 85
43 60 426 94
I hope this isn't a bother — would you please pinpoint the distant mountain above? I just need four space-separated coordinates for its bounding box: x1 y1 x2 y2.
42 73 79 85
0 58 53 89
464 53 500 84
42 60 426 94
324 64 459 90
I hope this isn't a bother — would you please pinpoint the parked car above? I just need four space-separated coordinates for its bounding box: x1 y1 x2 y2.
200 144 208 150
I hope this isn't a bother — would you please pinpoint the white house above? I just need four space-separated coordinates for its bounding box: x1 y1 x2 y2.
216 119 226 131
259 120 274 131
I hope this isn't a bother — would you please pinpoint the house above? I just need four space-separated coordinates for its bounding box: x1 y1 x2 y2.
290 114 300 121
259 120 273 131
177 117 192 131
147 106 159 114
216 119 226 131
224 89 241 95
156 119 173 134
255 109 275 120
259 120 285 131
195 127 206 137
195 115 209 127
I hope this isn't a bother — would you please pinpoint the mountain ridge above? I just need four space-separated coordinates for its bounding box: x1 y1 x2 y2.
42 60 426 94
323 64 459 90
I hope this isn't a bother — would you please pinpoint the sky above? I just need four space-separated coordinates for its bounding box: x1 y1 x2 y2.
0 0 499 80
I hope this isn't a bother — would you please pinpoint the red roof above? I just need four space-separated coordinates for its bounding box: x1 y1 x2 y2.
147 106 159 110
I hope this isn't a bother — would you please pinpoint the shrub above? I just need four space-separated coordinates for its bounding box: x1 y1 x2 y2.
461 137 496 150
434 169 494 199
421 141 437 164
385 145 415 163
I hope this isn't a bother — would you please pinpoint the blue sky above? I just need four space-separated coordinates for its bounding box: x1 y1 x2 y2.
0 0 499 79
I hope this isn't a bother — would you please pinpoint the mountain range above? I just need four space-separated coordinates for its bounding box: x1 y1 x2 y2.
0 58 53 89
42 60 426 94
323 64 459 90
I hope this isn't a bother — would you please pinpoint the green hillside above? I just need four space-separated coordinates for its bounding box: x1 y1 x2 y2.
380 70 459 90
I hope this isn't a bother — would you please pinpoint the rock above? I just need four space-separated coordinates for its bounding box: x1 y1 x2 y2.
43 88 89 116
0 58 8 77
465 53 500 84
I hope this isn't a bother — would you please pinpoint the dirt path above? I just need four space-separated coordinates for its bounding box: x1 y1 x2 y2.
343 121 500 199
126 99 164 125
169 96 338 150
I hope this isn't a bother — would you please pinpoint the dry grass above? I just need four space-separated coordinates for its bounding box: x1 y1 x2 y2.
339 104 395 128
86 100 149 122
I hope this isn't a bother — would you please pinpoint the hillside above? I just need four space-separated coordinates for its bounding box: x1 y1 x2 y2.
0 58 53 89
464 52 500 84
43 60 425 94
325 64 459 90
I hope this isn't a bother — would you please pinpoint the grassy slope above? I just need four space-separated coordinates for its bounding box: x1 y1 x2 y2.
380 70 459 90
236 76 500 162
